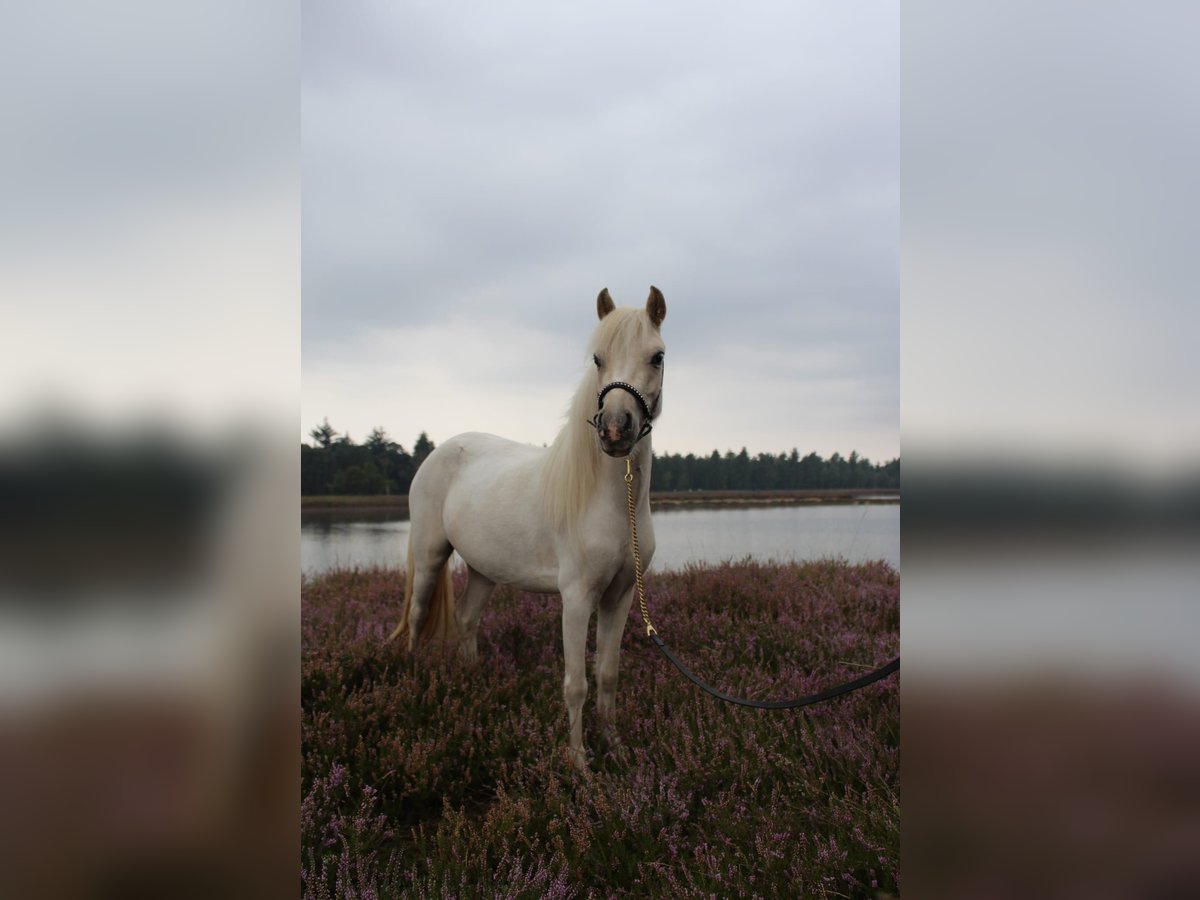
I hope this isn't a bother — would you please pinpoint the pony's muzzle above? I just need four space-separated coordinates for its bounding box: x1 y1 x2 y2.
594 409 636 457
592 380 655 457
602 411 631 444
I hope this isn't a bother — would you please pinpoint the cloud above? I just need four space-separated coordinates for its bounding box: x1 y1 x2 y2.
303 1 898 459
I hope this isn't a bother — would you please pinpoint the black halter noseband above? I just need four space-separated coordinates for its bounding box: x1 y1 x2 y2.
591 380 658 442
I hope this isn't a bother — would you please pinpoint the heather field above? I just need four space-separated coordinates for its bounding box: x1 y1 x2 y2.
302 559 899 898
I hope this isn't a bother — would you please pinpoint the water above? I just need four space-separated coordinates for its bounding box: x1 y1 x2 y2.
301 502 899 575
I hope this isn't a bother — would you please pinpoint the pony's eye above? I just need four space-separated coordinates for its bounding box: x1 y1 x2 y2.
592 354 602 368
650 351 664 368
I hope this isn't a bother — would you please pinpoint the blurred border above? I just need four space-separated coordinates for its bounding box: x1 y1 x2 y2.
903 2 1200 896
0 3 297 897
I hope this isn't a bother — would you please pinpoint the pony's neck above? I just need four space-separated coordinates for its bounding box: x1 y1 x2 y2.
594 434 653 505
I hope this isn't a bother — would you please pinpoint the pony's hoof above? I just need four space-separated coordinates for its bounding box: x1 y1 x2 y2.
599 731 630 765
567 746 589 772
458 644 480 665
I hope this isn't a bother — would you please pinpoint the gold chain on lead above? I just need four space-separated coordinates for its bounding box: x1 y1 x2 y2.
625 457 657 637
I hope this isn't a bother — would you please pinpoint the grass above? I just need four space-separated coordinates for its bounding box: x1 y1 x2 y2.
302 559 899 898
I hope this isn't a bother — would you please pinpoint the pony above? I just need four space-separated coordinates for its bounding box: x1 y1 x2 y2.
389 286 667 768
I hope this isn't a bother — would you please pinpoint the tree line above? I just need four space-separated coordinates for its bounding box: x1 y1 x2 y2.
301 419 899 495
652 447 898 491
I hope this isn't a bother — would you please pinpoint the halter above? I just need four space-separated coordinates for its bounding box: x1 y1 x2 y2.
591 380 658 442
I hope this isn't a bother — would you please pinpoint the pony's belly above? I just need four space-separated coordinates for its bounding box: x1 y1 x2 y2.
432 433 558 590
500 569 561 595
443 498 560 594
463 546 560 594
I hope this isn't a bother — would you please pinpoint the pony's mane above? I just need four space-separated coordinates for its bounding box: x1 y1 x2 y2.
541 308 657 532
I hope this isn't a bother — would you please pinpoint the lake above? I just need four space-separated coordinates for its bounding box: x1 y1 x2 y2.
302 502 899 575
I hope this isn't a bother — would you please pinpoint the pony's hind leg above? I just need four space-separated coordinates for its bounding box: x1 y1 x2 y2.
456 565 495 663
406 538 454 652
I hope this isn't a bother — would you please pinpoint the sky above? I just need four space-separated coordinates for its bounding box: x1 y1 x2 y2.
303 1 898 463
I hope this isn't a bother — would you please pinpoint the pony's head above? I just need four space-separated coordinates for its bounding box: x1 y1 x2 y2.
588 286 667 458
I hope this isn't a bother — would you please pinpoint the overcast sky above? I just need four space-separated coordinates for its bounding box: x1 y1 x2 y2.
303 1 898 462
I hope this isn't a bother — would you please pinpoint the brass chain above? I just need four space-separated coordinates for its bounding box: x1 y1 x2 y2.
625 457 657 636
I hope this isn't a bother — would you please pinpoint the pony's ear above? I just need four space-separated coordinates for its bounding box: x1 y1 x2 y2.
597 288 615 320
646 286 666 327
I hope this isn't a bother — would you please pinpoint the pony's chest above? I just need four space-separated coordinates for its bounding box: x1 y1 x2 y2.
580 506 654 572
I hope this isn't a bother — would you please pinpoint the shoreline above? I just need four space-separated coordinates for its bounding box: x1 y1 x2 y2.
301 488 899 518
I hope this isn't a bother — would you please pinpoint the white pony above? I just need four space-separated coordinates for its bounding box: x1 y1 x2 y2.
390 287 667 768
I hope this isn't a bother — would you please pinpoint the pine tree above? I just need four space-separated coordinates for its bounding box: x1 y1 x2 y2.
309 418 337 448
413 432 436 466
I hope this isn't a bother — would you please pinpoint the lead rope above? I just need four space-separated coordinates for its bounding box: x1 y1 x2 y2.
623 457 900 709
624 458 656 637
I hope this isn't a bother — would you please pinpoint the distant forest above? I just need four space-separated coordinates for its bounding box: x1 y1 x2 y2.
301 419 900 495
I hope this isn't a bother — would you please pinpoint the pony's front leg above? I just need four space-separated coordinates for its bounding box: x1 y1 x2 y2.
560 588 593 770
595 582 635 734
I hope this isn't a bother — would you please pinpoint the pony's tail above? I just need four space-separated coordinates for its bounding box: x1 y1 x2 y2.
386 538 457 645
